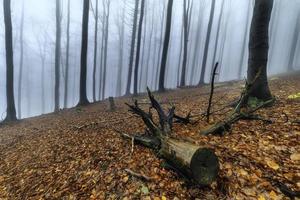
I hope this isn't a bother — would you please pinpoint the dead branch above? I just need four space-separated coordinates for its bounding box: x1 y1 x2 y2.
206 62 219 122
125 169 153 182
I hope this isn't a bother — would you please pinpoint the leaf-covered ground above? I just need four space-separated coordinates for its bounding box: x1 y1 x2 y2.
0 74 299 200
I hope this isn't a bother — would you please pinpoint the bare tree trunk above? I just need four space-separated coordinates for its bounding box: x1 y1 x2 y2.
17 0 24 119
54 0 61 111
98 12 105 100
92 0 98 102
247 0 273 101
177 23 184 86
158 0 174 92
138 2 147 93
78 0 90 106
238 0 252 79
64 0 71 108
199 0 216 85
133 0 145 95
126 0 139 95
3 0 17 121
41 56 45 114
101 0 110 99
116 0 126 96
288 11 300 71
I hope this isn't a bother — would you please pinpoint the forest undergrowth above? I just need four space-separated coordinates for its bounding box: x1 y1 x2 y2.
0 74 299 200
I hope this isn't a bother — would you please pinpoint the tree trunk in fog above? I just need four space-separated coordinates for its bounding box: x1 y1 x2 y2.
138 2 147 93
238 0 252 79
190 1 204 85
92 0 98 102
177 22 184 86
101 0 110 99
155 2 166 90
78 0 90 106
247 0 273 101
126 0 139 95
116 1 126 97
17 0 24 119
288 12 300 71
198 0 216 85
158 0 174 92
3 0 17 122
64 0 71 108
54 0 61 111
98 12 105 100
180 0 191 87
133 0 145 95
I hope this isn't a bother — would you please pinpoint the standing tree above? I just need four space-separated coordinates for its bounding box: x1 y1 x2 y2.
247 0 273 100
198 0 216 85
64 0 71 108
54 0 62 112
288 11 300 71
3 0 17 122
126 0 139 95
158 0 174 92
17 0 25 119
101 0 110 99
92 0 99 102
133 0 146 95
180 0 193 87
78 0 90 106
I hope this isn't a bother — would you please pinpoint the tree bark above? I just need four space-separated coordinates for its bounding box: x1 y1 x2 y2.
3 0 17 122
158 0 174 92
64 0 71 108
288 11 300 71
78 0 90 106
92 0 98 102
180 0 189 87
17 0 24 119
54 0 61 111
126 0 139 95
133 0 145 95
198 0 216 85
247 0 273 101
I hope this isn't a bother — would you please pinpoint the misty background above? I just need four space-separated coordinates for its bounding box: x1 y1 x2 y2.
0 0 299 119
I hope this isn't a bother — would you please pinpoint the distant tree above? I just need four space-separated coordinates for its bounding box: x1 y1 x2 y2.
78 0 90 106
126 0 139 95
158 0 174 91
238 0 252 78
92 0 98 102
3 0 17 121
133 0 145 95
54 0 61 111
64 0 71 108
180 0 193 87
17 0 25 119
116 0 126 96
247 0 274 100
199 0 216 85
101 0 110 99
288 11 300 71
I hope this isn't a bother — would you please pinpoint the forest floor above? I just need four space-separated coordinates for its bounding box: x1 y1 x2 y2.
0 73 299 200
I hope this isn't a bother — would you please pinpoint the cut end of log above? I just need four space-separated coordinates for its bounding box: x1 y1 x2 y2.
190 148 219 186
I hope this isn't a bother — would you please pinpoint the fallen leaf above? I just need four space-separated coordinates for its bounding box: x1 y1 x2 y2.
266 160 280 170
269 190 277 200
290 153 300 161
258 195 266 200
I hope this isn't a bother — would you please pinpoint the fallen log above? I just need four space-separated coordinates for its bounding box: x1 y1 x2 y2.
121 88 219 186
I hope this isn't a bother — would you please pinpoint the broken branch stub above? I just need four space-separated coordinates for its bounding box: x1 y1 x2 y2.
123 88 219 186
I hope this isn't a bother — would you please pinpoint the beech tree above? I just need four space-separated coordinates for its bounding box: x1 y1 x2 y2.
3 0 17 121
64 0 71 108
78 0 90 106
54 0 61 111
247 0 274 100
158 0 174 92
92 0 98 102
288 11 300 71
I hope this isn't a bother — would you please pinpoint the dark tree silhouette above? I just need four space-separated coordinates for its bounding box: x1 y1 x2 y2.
133 0 145 95
158 0 174 92
17 0 25 119
199 0 216 85
92 0 98 102
78 0 90 106
247 0 274 100
64 0 71 108
54 0 61 111
3 0 17 121
126 0 139 95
